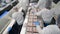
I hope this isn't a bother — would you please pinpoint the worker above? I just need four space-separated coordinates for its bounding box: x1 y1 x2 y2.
33 15 60 34
50 4 60 20
16 0 30 17
32 8 55 27
17 0 30 14
34 0 53 9
31 1 60 27
9 8 24 34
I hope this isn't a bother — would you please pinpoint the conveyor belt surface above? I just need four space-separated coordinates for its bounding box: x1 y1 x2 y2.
25 10 41 34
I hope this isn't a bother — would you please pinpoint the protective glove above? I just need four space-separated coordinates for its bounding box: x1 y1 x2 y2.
33 21 40 26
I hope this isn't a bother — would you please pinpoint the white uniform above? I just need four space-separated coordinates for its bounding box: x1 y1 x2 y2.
54 1 60 8
35 0 52 9
17 0 29 11
36 25 60 34
51 5 60 17
12 12 24 25
34 8 54 23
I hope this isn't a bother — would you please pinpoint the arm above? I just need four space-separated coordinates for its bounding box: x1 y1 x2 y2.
32 8 48 16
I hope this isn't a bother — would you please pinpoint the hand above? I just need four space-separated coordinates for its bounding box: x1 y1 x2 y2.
33 21 40 26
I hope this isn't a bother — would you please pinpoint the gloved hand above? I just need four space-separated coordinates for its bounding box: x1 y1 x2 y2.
33 21 40 26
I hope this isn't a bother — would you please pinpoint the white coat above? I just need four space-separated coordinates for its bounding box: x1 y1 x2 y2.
36 25 60 34
35 0 53 9
33 8 54 24
17 0 29 11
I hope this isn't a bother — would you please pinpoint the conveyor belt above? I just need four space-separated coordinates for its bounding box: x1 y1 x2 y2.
20 6 43 34
0 0 18 15
25 10 39 34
